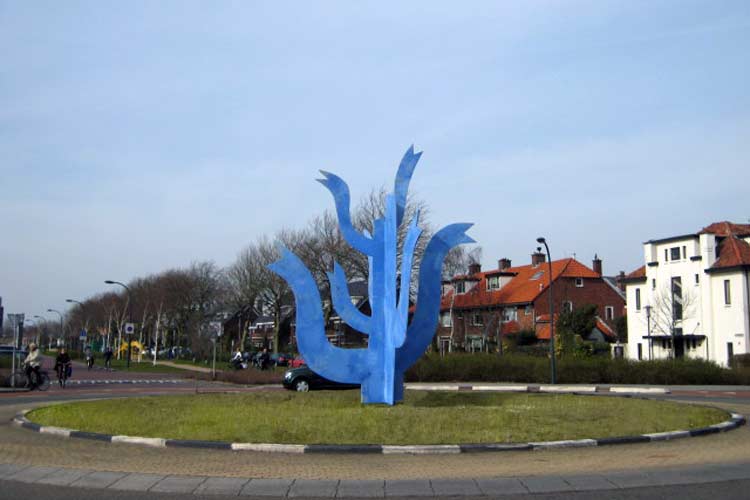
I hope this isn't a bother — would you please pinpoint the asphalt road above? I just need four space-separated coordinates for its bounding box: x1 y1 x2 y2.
1 380 749 499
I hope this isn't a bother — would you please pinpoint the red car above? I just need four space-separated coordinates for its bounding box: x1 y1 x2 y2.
289 356 306 368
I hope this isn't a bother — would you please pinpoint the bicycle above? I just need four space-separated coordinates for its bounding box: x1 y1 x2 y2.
10 367 50 391
56 363 71 388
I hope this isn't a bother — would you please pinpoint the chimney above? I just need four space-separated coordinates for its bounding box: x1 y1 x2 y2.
468 262 481 275
616 271 626 292
592 254 602 275
531 251 546 266
498 258 512 270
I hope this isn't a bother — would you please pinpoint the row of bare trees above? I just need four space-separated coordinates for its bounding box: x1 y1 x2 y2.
50 187 478 357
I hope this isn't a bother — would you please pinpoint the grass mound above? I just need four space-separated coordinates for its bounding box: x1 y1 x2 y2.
28 391 728 445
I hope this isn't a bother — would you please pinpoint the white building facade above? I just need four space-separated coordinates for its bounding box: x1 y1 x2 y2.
623 222 750 367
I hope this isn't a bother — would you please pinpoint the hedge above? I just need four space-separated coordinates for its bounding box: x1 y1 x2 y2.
404 353 750 385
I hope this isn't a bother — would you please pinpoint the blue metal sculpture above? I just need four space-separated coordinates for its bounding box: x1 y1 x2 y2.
269 146 473 405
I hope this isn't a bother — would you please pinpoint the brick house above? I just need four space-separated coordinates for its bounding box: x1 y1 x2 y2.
289 280 371 349
437 253 626 352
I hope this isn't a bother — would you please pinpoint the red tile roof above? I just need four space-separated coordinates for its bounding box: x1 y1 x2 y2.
441 259 600 311
711 236 750 270
700 221 750 237
534 315 615 340
625 265 646 279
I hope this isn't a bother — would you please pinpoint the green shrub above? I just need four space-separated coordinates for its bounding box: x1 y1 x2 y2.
404 353 750 385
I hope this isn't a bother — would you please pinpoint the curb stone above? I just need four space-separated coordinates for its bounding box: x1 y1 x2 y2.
13 409 746 455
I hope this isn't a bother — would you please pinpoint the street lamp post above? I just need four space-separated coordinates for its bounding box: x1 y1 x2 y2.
105 280 132 369
33 315 47 348
47 309 64 349
536 237 556 384
66 299 88 354
644 305 653 360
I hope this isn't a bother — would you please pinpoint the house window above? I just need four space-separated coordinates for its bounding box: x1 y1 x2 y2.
637 343 643 360
440 313 452 327
605 306 614 320
651 279 656 290
562 301 573 313
682 246 687 259
724 280 731 305
671 276 683 320
530 271 544 280
664 249 668 261
575 278 583 287
695 274 700 285
525 304 533 316
487 276 500 291
472 313 483 326
455 281 465 294
670 247 681 261
635 288 641 311
502 308 517 322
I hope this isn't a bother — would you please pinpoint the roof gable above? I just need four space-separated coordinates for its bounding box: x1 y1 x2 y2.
711 236 750 270
441 258 601 310
700 221 750 237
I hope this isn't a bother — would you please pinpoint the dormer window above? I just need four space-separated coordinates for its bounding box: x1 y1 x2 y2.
487 276 500 291
455 281 466 294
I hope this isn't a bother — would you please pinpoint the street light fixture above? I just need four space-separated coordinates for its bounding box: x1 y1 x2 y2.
47 309 64 349
644 304 653 360
536 237 556 384
34 315 47 348
105 280 132 368
66 298 88 353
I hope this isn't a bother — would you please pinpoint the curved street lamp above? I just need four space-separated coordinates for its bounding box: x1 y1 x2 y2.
105 280 133 368
34 315 47 348
47 308 65 349
66 298 89 353
536 237 556 384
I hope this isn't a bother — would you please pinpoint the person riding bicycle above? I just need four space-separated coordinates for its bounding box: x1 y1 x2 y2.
103 345 113 371
85 345 95 370
230 348 245 370
55 348 72 388
23 343 42 389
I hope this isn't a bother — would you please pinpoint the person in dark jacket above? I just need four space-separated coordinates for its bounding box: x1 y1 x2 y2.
54 348 72 388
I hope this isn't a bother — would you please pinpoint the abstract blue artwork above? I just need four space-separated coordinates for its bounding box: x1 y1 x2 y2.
269 146 473 405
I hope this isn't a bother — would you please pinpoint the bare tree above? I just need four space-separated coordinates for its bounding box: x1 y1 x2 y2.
644 279 697 358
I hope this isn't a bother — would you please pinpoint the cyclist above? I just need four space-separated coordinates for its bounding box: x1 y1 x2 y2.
23 343 42 389
55 347 72 388
103 345 113 371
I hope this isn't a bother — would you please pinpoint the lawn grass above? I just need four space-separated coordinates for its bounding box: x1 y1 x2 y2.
27 391 728 445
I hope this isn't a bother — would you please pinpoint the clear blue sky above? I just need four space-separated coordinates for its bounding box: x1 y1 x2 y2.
1 1 749 319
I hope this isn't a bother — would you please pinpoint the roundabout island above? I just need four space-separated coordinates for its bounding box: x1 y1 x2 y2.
19 390 742 452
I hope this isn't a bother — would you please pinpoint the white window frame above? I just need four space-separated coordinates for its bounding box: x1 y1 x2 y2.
575 278 584 288
472 313 484 326
563 301 573 313
605 306 614 320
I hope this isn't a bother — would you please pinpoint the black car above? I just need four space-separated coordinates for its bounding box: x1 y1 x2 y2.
282 366 359 392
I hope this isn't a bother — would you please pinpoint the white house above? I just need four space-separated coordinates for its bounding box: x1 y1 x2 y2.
623 221 750 367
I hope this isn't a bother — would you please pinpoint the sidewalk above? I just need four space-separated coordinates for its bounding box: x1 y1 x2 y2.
1 386 749 497
2 461 749 497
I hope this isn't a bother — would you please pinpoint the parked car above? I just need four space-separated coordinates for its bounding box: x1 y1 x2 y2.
282 366 359 392
269 352 294 367
288 356 305 368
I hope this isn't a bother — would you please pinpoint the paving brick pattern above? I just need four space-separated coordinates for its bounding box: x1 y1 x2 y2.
1 393 749 497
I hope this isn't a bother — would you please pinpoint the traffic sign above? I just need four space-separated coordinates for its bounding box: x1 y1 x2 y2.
124 323 135 335
79 329 87 341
